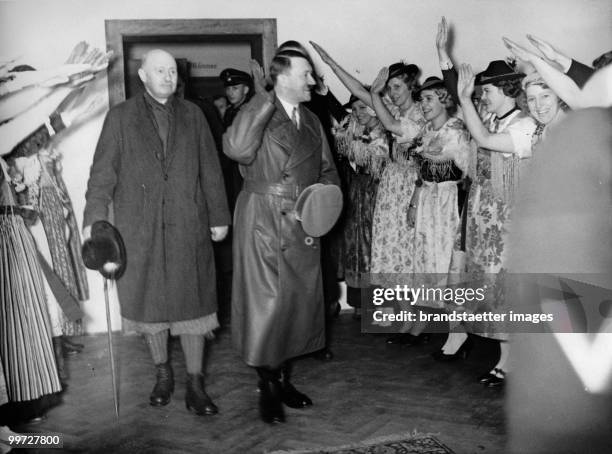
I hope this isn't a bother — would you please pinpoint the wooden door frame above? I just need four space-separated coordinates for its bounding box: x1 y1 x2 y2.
105 18 277 106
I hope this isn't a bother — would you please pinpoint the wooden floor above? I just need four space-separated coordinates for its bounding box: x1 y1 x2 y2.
12 314 506 454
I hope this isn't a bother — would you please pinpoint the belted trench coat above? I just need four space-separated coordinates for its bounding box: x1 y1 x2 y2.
223 93 340 367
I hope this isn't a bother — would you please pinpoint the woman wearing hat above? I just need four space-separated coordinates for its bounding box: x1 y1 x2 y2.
406 77 472 323
434 61 536 386
333 94 388 318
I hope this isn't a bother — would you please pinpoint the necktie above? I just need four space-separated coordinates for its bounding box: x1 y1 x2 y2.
291 107 299 130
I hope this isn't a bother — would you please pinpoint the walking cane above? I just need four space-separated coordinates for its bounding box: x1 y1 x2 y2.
103 277 120 420
81 220 126 421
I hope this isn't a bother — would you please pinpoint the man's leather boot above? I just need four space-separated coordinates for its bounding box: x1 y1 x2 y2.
150 362 174 406
185 373 218 415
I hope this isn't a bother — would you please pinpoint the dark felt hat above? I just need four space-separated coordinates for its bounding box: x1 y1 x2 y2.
417 76 445 94
475 60 525 85
387 62 420 82
295 184 343 237
81 220 126 280
219 68 252 87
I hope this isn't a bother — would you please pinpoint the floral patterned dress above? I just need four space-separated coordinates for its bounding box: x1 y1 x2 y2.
411 117 473 307
461 109 536 338
370 102 426 286
334 116 388 289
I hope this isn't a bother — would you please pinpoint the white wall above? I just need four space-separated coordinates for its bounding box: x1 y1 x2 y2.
1 0 610 333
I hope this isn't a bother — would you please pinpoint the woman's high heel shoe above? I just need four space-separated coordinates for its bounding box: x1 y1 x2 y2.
431 336 473 362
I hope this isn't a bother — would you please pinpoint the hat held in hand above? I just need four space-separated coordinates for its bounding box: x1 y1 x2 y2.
295 184 343 237
81 220 126 280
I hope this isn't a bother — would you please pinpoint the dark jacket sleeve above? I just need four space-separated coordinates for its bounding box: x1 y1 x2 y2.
83 109 121 227
566 59 594 88
322 90 347 123
317 123 340 186
442 67 460 105
197 109 231 227
223 93 276 165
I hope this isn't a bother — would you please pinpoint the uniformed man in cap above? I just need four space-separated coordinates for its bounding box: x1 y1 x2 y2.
219 68 253 128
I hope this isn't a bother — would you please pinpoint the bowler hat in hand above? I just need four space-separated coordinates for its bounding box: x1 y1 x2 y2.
295 184 343 237
81 220 126 280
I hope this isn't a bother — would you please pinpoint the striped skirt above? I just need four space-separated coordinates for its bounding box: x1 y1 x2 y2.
0 212 62 402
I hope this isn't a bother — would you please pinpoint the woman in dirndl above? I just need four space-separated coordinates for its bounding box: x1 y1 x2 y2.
406 76 473 320
0 157 62 410
334 94 388 317
435 61 536 387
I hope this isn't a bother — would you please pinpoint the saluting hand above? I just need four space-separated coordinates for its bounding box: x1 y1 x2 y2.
502 37 540 64
249 59 274 104
309 41 333 66
436 16 449 56
371 67 388 95
457 63 475 101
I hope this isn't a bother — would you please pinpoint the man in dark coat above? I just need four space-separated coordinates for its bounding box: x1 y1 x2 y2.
223 50 340 424
83 49 230 416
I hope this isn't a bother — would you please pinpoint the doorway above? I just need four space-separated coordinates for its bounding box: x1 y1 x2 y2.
104 18 277 106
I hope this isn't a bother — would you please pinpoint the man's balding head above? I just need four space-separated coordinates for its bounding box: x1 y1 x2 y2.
138 49 177 103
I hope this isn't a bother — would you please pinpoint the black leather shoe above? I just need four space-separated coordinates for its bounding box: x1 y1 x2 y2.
258 380 285 423
150 362 174 406
386 333 430 345
328 301 341 319
386 333 410 344
431 337 473 361
62 336 84 356
185 373 218 415
313 347 334 361
477 372 496 384
52 336 69 387
482 368 506 388
281 381 313 408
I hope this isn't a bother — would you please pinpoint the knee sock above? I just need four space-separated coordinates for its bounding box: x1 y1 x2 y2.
441 331 468 354
144 330 168 365
491 341 510 376
180 334 204 375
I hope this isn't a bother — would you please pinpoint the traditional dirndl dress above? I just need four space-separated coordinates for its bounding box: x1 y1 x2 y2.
370 102 426 286
0 160 61 402
334 117 388 289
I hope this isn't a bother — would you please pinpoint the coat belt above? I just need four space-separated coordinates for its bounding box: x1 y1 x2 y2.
243 180 305 200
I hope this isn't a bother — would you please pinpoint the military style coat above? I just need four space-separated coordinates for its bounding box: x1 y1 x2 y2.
223 93 340 367
84 94 230 323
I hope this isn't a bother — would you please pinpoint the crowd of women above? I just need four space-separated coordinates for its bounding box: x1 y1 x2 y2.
0 43 109 447
309 17 611 389
0 16 609 446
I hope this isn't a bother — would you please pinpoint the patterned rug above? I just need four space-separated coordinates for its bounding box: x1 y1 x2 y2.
269 432 456 454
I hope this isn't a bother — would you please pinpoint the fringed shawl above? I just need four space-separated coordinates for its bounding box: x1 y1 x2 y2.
334 116 389 178
482 110 533 203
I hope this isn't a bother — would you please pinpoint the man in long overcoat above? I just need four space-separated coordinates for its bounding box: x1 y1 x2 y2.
83 49 230 416
223 50 340 424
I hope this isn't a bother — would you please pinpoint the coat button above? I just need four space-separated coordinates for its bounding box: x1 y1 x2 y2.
281 210 286 215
